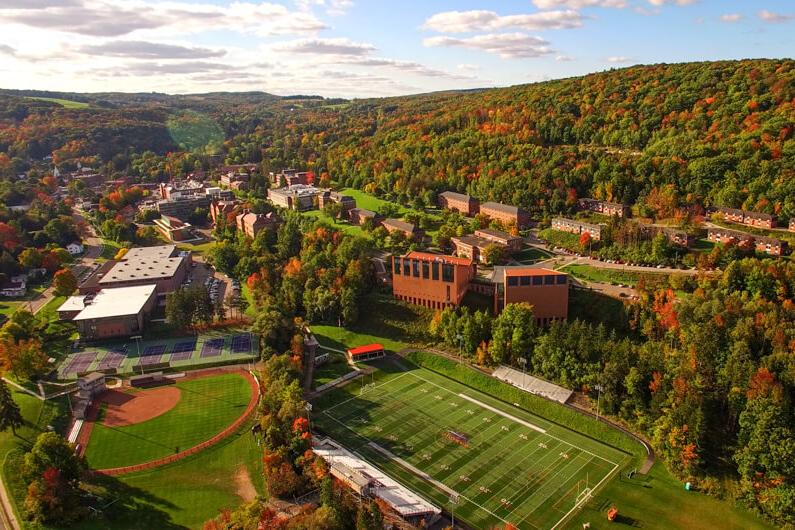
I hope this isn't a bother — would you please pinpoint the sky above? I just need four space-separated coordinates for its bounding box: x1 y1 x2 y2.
0 0 792 98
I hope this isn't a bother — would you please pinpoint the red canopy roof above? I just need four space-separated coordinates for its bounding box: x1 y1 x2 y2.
347 343 384 356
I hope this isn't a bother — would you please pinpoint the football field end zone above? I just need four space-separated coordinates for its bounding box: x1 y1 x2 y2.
319 369 625 530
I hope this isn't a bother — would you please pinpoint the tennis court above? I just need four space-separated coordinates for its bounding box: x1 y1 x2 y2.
230 333 251 353
200 338 224 358
63 352 97 375
316 368 628 530
169 340 197 361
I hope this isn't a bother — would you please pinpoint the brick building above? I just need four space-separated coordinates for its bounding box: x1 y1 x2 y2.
474 228 523 252
479 201 531 228
68 284 158 340
790 219 795 232
451 228 522 263
157 196 211 221
267 185 320 211
235 211 281 239
210 199 240 224
551 218 603 241
578 198 631 218
392 252 476 309
153 215 193 242
707 227 786 256
439 191 479 216
492 267 569 324
318 190 356 212
717 207 776 229
348 208 379 226
381 218 424 241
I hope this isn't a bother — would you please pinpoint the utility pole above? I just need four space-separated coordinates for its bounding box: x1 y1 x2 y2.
518 357 527 389
131 335 143 375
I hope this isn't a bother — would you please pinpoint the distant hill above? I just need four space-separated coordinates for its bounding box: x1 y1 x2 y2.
1 59 793 220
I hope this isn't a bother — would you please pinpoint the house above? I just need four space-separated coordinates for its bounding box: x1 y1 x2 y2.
755 236 787 256
578 198 631 218
381 218 424 241
153 215 193 242
348 208 379 226
392 252 476 309
66 242 84 255
439 191 479 216
479 201 531 228
492 267 569 324
346 343 385 363
0 277 26 297
551 218 603 241
707 227 755 247
235 211 282 239
717 207 776 230
69 284 158 340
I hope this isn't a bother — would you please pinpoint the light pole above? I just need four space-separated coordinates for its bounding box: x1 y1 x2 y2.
518 357 527 389
449 494 459 529
594 383 603 421
131 335 143 375
455 333 463 362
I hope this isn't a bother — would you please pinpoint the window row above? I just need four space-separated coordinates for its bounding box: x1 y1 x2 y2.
393 258 455 283
506 275 567 287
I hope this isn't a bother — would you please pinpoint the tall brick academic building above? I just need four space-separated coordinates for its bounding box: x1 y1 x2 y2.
391 252 476 309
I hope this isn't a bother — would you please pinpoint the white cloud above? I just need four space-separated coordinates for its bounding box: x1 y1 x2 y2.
78 40 226 59
424 33 553 59
719 13 742 23
0 1 328 37
0 44 15 56
294 0 352 17
422 9 583 33
457 63 480 72
274 38 375 56
555 54 575 61
605 55 631 63
532 0 626 8
758 9 792 23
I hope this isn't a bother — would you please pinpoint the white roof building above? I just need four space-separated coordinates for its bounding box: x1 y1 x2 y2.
72 284 157 321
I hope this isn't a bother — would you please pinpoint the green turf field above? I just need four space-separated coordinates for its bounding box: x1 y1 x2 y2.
315 368 629 530
85 373 252 469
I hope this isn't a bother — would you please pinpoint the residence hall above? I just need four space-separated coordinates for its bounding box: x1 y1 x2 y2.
438 191 479 216
479 201 531 228
492 266 569 324
391 252 475 309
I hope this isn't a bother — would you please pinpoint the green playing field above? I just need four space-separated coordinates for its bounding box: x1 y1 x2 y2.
315 368 629 530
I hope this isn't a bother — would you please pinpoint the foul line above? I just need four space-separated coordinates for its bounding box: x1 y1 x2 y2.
458 393 546 433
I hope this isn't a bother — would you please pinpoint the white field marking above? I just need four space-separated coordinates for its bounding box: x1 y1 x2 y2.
369 441 459 497
408 372 621 468
322 372 412 415
520 433 528 440
478 438 563 507
549 461 621 530
466 409 475 415
511 452 592 518
459 393 546 434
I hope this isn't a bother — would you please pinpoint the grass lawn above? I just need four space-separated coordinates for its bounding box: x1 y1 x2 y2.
314 362 630 530
692 238 716 252
0 300 21 317
25 96 90 109
338 188 409 215
175 240 217 255
303 210 367 236
567 463 774 530
1 388 70 522
85 373 252 469
98 239 124 261
37 294 66 321
514 246 553 263
562 263 674 287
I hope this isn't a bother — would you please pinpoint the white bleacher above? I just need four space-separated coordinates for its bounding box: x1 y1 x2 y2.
492 365 573 404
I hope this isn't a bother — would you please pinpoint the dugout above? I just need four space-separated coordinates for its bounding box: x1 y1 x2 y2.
346 343 385 363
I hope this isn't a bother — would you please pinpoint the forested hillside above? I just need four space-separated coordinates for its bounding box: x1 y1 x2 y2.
2 60 793 223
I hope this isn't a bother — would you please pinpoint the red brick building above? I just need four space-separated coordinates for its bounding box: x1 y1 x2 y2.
578 198 631 218
551 218 603 241
381 218 424 241
439 191 479 216
717 207 776 229
707 227 786 256
480 201 531 228
236 211 281 239
492 267 569 324
392 252 475 309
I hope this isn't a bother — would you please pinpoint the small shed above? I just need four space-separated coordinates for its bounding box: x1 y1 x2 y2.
346 344 385 363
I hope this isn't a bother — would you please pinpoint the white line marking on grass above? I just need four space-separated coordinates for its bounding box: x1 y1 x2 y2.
458 393 546 433
549 461 620 530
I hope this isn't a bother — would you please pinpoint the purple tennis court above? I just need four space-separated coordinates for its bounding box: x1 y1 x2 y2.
170 340 197 361
200 338 224 358
139 354 164 366
230 333 252 353
97 352 125 371
143 344 167 357
63 352 97 374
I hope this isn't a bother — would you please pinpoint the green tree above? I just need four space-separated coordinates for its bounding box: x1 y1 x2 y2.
52 268 77 296
482 243 505 266
489 303 537 365
0 379 23 436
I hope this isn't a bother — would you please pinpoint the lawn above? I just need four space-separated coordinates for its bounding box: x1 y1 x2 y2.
562 263 672 287
303 209 367 236
25 96 90 109
175 240 217 255
312 352 355 388
314 364 629 530
513 246 553 263
85 373 253 469
0 300 21 317
338 188 409 215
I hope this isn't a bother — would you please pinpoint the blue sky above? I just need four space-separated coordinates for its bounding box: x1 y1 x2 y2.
0 0 792 97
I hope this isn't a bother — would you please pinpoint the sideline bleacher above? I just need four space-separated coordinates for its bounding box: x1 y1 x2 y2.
492 366 573 404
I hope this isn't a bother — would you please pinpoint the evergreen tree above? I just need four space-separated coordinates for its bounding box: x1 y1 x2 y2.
0 379 23 436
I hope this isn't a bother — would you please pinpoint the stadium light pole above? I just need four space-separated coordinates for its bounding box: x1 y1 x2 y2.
449 494 459 529
455 334 463 363
131 335 143 375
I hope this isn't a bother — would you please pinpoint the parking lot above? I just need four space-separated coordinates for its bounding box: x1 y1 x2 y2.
180 261 240 317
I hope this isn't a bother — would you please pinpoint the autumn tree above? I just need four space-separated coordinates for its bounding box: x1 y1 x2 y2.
0 338 49 381
52 268 77 296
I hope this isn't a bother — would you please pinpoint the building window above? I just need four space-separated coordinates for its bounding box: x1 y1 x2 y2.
442 264 454 283
403 258 410 276
446 285 451 301
412 260 420 278
544 275 554 285
507 276 519 287
393 258 400 275
422 262 430 279
557 275 567 285
532 276 543 286
432 262 439 280
520 276 531 286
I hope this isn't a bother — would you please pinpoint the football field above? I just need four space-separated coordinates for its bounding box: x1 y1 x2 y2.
316 368 629 530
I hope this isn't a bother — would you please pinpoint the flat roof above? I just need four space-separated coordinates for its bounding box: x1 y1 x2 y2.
122 245 179 260
73 284 156 321
99 255 186 284
475 228 521 240
492 266 565 284
58 295 86 312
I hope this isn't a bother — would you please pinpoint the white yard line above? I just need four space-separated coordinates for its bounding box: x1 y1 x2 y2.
549 461 621 530
458 393 546 433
